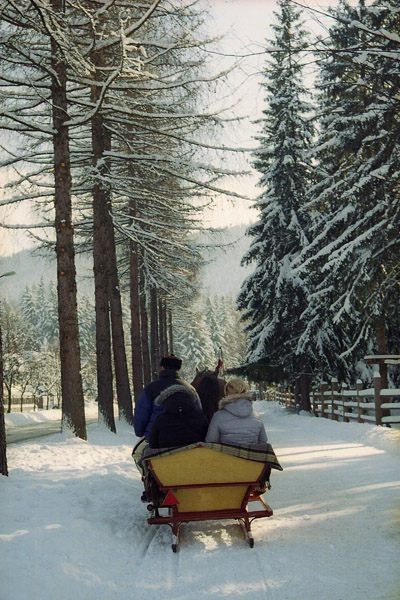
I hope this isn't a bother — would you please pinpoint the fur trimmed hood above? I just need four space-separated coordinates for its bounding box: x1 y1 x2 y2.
155 383 198 407
218 392 254 410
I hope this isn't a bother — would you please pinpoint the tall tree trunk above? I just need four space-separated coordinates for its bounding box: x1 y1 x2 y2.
130 236 143 403
162 300 168 355
150 286 159 380
158 298 167 356
377 320 390 421
0 309 8 476
168 309 173 353
6 382 11 414
91 79 115 432
107 219 133 424
139 260 151 385
51 1 86 439
103 130 132 424
91 57 132 426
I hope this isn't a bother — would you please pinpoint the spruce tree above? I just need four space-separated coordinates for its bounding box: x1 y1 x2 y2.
295 0 400 381
237 0 314 405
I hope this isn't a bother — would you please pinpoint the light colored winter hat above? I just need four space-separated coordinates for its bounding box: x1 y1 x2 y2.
223 378 249 397
219 378 252 409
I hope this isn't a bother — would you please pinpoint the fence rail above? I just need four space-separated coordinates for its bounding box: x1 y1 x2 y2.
267 374 400 427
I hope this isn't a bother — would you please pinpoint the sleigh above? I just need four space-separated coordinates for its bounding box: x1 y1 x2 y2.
141 441 283 552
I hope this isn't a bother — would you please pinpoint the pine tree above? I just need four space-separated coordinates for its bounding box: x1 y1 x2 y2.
173 298 215 380
204 296 226 362
237 0 314 404
295 0 400 381
221 296 248 369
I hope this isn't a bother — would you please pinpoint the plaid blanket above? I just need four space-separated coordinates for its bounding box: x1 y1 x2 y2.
143 441 283 471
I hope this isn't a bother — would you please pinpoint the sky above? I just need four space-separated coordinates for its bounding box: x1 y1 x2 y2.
202 0 337 228
0 0 336 255
2 400 400 599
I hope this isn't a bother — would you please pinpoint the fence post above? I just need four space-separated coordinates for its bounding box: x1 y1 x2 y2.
373 371 382 426
321 382 328 419
331 378 338 421
286 386 291 408
356 379 363 423
342 382 348 422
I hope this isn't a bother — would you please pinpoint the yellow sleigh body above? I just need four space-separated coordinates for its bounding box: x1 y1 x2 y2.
142 442 282 551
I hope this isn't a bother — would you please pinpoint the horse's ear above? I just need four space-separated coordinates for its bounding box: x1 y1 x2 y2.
196 367 199 375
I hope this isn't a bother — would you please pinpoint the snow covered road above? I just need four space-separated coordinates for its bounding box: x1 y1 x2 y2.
1 403 399 600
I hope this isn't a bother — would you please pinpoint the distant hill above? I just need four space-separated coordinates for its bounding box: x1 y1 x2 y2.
0 224 254 301
0 248 94 300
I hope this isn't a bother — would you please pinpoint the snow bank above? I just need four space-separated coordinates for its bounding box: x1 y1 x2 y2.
4 401 98 428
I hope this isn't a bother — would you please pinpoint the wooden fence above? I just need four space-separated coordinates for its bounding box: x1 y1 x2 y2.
267 374 400 427
3 396 57 411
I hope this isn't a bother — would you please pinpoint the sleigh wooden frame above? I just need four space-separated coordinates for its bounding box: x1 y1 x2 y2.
142 442 282 552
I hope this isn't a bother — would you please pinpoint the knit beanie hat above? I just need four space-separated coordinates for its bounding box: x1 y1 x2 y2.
224 377 249 397
160 354 182 371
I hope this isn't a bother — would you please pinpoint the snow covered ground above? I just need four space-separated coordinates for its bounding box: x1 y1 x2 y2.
2 402 399 600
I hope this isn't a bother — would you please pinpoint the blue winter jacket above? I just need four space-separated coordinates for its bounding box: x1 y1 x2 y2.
133 369 200 440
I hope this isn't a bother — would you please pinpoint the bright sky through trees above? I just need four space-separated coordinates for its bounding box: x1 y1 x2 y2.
198 0 336 228
0 0 336 254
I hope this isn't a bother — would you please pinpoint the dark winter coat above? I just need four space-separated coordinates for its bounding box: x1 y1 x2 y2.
205 393 268 445
133 369 201 440
148 384 208 449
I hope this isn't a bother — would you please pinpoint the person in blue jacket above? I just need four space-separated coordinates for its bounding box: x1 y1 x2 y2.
134 354 189 439
132 355 201 483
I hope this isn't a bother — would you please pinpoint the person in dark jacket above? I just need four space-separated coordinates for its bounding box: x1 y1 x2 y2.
133 354 199 440
132 355 201 483
148 384 208 449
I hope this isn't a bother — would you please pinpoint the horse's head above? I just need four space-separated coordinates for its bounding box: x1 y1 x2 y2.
191 368 212 391
192 369 226 422
191 363 224 390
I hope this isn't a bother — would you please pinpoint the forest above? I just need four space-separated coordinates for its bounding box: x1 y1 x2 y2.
0 0 399 467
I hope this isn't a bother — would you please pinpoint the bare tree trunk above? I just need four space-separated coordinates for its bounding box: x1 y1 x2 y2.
103 140 132 423
6 383 11 414
139 261 151 385
130 236 143 403
168 309 173 354
91 80 115 433
0 310 8 476
163 300 169 355
107 225 133 424
50 6 86 439
91 53 132 425
159 298 167 356
150 287 160 379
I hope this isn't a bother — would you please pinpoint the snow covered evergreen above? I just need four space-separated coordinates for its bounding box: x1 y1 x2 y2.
237 0 314 387
293 0 400 380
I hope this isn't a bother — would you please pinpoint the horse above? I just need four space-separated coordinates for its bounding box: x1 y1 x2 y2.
191 367 226 423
